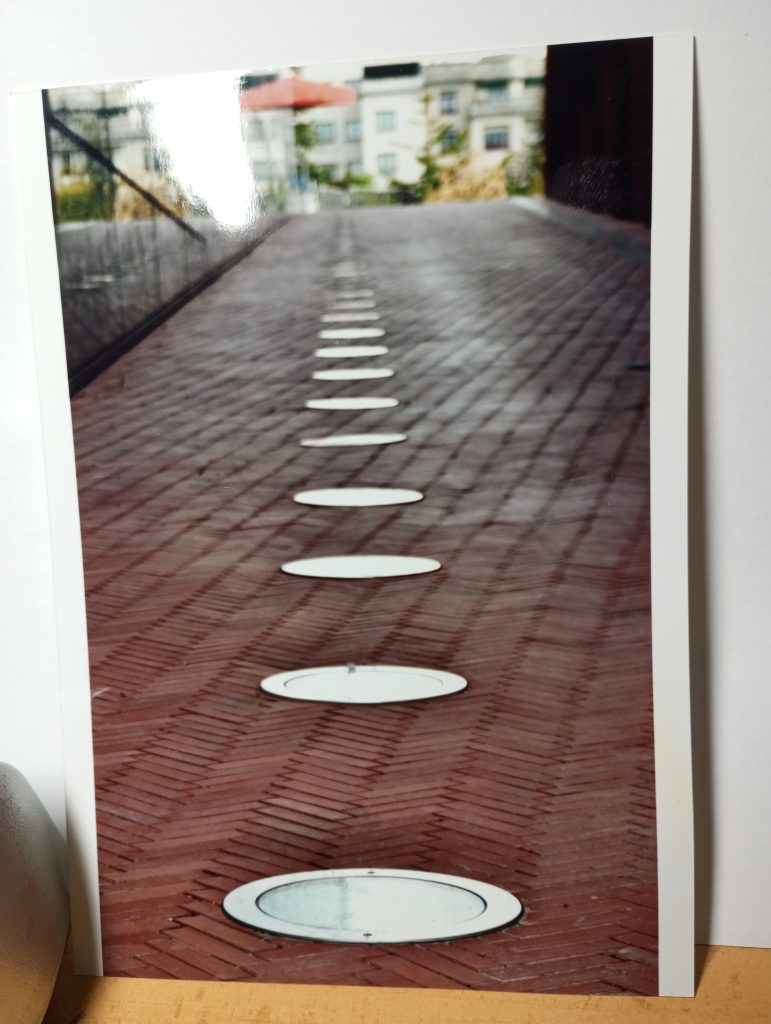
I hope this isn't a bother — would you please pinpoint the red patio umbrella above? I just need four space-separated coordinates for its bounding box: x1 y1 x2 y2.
240 77 357 111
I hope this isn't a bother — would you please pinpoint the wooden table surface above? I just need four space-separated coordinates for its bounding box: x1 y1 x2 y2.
44 945 771 1023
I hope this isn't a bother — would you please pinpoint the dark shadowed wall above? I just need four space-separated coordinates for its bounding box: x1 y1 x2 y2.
544 38 653 225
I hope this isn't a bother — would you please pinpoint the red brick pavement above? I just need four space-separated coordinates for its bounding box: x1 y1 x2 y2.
71 200 656 994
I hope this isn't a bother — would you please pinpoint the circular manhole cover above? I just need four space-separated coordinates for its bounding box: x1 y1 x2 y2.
280 555 440 579
305 397 399 411
261 664 466 704
314 346 389 359
318 328 385 340
300 433 407 448
223 868 523 943
293 487 422 507
321 311 381 322
328 299 376 310
312 368 394 381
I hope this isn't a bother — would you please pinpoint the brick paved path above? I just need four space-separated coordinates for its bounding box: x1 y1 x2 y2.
72 201 656 994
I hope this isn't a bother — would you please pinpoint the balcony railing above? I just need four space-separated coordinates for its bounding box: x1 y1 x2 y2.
469 96 543 119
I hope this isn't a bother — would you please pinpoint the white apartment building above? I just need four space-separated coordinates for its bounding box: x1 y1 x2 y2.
301 52 545 192
46 86 151 185
241 107 297 206
425 54 545 174
358 63 427 189
300 101 364 181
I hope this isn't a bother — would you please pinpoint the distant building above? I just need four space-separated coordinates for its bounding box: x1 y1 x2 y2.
45 50 546 221
241 105 297 208
302 52 545 191
47 81 297 217
46 86 149 185
296 97 364 182
45 85 190 220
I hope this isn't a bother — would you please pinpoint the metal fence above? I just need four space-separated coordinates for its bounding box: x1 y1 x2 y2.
318 186 396 210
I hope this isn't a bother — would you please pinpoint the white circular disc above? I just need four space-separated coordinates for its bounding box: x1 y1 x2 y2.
314 346 388 358
312 368 394 381
321 311 381 322
328 299 376 310
318 328 385 340
223 868 523 943
281 555 441 579
293 487 422 507
261 664 466 704
335 289 374 299
300 433 407 448
305 397 399 411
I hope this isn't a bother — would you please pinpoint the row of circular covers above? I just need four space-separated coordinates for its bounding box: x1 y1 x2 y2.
223 242 523 945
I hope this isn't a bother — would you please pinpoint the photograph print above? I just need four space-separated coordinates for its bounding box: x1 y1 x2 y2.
43 35 666 994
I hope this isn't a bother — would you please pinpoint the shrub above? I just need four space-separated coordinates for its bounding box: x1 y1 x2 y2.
425 164 509 203
55 179 113 222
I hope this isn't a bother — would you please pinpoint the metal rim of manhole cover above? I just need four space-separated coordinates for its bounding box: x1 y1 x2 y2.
314 345 389 358
305 396 399 411
293 487 422 507
280 554 440 579
222 868 523 943
300 433 407 448
318 327 386 340
312 367 394 381
260 663 466 704
321 311 381 322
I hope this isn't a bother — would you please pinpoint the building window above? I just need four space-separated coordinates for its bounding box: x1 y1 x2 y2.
376 110 396 132
439 90 458 114
441 127 461 153
484 127 509 150
377 152 397 176
347 160 365 177
345 120 362 142
314 123 336 144
248 119 265 141
479 80 508 104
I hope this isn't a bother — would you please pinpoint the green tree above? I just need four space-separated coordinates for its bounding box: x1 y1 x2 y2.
293 121 317 152
293 121 318 186
329 169 373 192
415 94 468 202
503 137 545 197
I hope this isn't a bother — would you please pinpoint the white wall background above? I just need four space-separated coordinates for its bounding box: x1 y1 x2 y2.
1 0 769 952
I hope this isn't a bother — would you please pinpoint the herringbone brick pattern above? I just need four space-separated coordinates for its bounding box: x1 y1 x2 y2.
71 201 656 993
